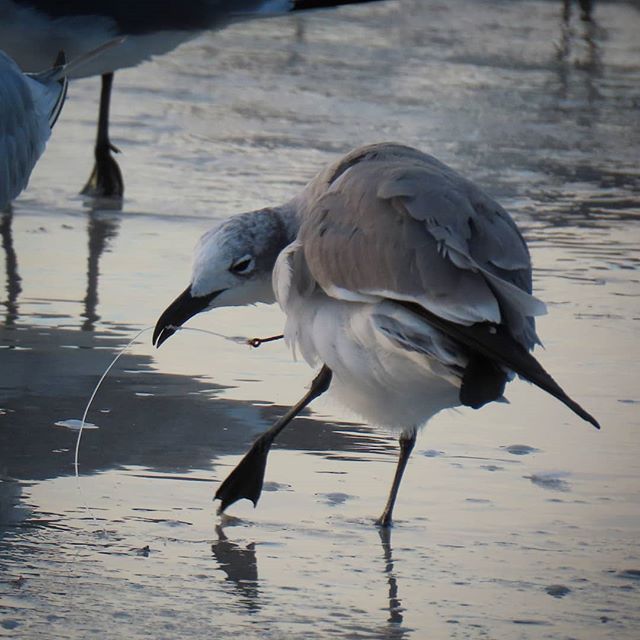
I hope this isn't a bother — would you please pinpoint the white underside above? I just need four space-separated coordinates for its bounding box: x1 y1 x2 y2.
284 295 462 432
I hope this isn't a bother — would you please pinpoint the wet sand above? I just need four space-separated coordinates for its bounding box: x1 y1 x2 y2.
1 1 639 637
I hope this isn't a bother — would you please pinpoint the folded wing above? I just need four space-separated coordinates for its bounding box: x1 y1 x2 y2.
300 144 544 350
276 143 599 428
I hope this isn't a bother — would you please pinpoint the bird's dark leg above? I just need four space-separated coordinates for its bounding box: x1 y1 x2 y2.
81 72 124 198
215 365 332 514
81 211 120 331
376 428 417 528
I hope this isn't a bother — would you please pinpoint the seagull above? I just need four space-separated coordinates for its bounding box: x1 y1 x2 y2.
0 39 121 211
1 0 385 199
153 142 600 526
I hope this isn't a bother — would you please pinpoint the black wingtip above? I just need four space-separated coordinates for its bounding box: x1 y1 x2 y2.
514 362 601 430
567 402 600 430
400 301 601 431
460 355 508 409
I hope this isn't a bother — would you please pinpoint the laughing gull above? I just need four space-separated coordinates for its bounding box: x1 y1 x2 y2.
153 142 600 526
0 39 121 210
1 0 385 199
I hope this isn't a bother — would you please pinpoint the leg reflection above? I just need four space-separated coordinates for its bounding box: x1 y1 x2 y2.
378 527 406 630
562 0 594 24
555 0 602 114
82 210 120 331
212 522 260 612
1 210 22 328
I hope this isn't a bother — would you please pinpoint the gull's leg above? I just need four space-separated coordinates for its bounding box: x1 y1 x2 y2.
215 365 332 514
376 427 417 528
81 72 124 198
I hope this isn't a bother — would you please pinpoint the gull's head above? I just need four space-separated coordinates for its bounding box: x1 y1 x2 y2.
153 208 291 347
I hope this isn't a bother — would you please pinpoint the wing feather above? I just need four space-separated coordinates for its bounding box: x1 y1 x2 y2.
299 151 544 349
277 143 599 427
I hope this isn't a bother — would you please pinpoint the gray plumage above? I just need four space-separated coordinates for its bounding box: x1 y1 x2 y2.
0 39 121 209
154 142 599 523
281 143 545 351
0 50 67 209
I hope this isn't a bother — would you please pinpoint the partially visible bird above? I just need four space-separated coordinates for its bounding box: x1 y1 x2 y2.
0 49 67 210
0 39 122 210
1 0 387 199
153 142 600 526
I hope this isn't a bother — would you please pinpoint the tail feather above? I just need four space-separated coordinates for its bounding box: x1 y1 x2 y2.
27 38 125 130
400 301 600 429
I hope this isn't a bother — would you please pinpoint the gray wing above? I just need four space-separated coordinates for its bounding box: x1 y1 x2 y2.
0 51 50 209
298 149 545 349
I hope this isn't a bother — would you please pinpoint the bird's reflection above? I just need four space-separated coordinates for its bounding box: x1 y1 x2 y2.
562 0 594 24
81 208 121 331
277 15 307 69
378 527 411 638
211 516 409 640
212 522 260 613
556 0 601 87
1 204 122 331
0 209 22 328
551 0 603 143
209 518 413 635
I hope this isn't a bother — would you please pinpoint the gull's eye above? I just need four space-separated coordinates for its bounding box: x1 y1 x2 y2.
229 255 255 275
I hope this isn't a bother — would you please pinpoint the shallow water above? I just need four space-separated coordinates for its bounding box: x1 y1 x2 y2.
1 0 639 638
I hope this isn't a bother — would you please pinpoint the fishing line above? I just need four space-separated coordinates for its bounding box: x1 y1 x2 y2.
73 325 152 530
73 324 276 523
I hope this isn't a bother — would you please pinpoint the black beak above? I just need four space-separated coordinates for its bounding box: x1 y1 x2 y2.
153 285 225 347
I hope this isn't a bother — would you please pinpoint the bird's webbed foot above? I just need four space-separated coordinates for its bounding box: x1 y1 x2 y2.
81 141 123 199
215 435 272 513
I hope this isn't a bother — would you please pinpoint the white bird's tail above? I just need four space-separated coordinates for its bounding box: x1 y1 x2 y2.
26 37 125 129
